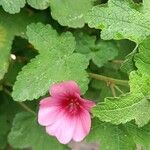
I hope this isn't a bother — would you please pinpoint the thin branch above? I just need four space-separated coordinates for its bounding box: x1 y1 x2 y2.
114 85 124 94
18 102 36 115
88 73 129 86
111 60 124 64
110 84 116 97
3 88 36 115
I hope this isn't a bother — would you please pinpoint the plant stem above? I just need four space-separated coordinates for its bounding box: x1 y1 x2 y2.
110 84 116 97
88 73 129 86
18 102 36 115
3 88 36 115
114 85 124 94
111 60 124 64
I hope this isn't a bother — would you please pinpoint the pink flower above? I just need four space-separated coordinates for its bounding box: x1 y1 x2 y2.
38 81 95 144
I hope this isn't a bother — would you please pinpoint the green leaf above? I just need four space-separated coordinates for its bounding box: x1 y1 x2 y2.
49 0 95 28
86 119 136 150
12 23 89 101
92 71 150 127
135 36 150 75
26 23 75 54
8 112 67 150
27 0 49 9
75 32 118 67
85 0 150 43
12 51 88 101
0 0 25 14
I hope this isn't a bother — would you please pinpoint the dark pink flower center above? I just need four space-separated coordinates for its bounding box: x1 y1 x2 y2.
62 96 82 115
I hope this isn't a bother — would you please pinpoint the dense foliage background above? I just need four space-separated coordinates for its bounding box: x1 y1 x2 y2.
0 0 150 150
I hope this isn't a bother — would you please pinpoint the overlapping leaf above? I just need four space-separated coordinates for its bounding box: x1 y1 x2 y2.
0 9 46 81
12 23 89 101
0 0 25 14
135 36 150 75
91 36 150 127
85 0 150 43
75 32 118 67
8 112 67 150
92 71 150 127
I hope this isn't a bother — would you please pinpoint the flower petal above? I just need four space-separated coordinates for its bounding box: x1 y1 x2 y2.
38 97 62 126
46 110 76 144
50 81 80 98
81 98 96 111
73 109 91 142
39 97 62 107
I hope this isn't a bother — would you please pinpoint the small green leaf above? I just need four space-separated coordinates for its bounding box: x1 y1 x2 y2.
86 119 136 150
49 0 96 28
85 0 150 43
0 0 25 14
8 112 67 150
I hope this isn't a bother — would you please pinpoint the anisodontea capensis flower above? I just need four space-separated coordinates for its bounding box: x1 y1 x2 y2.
38 81 95 144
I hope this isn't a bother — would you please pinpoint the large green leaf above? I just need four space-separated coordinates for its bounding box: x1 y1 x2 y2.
12 23 89 101
49 0 95 28
85 0 150 43
86 119 136 150
92 71 150 127
8 112 67 150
